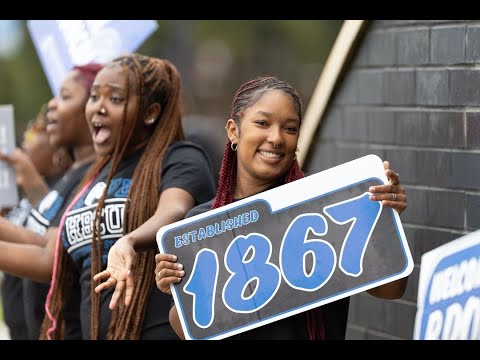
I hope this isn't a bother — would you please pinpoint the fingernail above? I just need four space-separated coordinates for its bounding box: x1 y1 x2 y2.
178 271 185 276
369 187 375 193
369 195 375 201
171 255 177 261
176 263 183 270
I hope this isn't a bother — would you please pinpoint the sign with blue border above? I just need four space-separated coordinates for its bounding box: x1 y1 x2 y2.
0 105 19 207
414 230 480 340
27 20 158 96
157 154 413 340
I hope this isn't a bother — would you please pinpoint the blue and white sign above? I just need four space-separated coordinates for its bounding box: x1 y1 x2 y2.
157 154 413 340
414 230 480 340
0 20 23 59
0 105 19 207
27 20 159 95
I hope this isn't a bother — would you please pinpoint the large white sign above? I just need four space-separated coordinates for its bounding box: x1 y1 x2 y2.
0 105 19 208
27 20 159 95
157 154 413 340
414 230 480 340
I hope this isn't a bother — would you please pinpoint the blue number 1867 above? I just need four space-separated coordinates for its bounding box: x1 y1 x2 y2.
183 192 381 329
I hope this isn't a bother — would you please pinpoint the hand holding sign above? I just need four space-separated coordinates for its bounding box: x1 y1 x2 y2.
155 253 183 295
369 161 406 213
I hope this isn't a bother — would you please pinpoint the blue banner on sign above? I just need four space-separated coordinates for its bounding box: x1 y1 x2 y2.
27 20 158 95
414 230 480 340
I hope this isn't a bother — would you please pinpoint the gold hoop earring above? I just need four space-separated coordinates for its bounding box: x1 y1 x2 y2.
231 142 237 151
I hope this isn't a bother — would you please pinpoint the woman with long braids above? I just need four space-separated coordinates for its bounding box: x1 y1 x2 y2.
41 53 215 340
0 64 101 339
155 76 409 340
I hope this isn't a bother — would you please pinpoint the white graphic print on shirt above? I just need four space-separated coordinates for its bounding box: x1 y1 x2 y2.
62 177 132 270
25 190 63 235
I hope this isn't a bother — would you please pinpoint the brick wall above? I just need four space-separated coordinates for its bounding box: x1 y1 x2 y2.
303 20 480 339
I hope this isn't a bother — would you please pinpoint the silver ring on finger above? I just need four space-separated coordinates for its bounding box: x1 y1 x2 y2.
392 193 397 201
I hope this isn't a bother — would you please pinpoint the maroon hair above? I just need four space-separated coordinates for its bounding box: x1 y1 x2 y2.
211 76 305 209
73 63 104 95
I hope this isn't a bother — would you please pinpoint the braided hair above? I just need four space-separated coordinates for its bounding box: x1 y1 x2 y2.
212 76 303 209
41 54 184 340
210 76 324 340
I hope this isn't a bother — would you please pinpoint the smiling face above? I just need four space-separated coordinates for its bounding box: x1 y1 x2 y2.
229 89 300 188
85 63 149 157
46 69 91 149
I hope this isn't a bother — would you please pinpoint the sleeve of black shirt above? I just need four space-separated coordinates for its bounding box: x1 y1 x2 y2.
160 141 216 206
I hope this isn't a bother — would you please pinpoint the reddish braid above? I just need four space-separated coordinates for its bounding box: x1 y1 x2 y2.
73 63 104 100
211 140 237 209
210 76 324 340
212 76 305 209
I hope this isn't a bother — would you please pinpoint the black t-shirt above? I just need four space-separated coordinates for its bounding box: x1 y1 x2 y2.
60 140 216 339
2 198 33 339
22 162 93 340
1 172 63 340
184 194 350 340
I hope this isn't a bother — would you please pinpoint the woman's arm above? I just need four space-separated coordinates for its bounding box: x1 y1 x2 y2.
0 216 50 246
124 187 196 251
0 226 57 282
367 161 408 300
169 305 185 339
367 277 408 299
155 253 186 339
94 187 196 309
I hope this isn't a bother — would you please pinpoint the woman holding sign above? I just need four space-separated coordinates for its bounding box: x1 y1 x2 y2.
155 76 408 340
